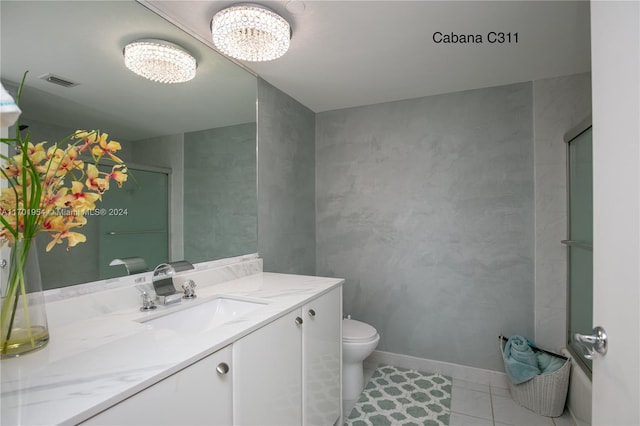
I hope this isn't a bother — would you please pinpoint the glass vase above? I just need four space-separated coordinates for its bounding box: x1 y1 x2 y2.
1 238 49 358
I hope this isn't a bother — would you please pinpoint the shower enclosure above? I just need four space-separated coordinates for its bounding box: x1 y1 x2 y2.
563 121 593 375
97 164 169 280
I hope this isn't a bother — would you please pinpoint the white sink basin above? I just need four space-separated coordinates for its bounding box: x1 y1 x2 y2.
139 297 267 333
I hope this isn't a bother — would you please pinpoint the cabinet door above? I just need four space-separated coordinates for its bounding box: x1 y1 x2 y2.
233 309 302 426
302 287 342 426
82 345 233 426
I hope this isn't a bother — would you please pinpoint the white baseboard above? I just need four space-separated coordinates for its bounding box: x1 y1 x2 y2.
365 350 509 389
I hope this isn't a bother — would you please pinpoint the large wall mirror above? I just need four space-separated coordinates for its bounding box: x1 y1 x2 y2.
1 1 258 289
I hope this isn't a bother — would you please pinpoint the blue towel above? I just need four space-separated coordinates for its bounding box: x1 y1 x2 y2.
536 351 565 375
503 335 540 384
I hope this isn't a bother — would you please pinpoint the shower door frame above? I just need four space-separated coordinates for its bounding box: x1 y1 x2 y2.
563 115 593 378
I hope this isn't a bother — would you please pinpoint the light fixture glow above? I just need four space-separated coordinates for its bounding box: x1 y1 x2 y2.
211 4 291 62
123 39 196 84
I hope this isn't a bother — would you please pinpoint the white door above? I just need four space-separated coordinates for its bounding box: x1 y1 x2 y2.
591 1 640 425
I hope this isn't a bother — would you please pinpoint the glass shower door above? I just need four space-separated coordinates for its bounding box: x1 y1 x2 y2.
566 126 593 372
97 165 169 279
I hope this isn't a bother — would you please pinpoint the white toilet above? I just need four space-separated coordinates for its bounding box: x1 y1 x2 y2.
342 318 380 401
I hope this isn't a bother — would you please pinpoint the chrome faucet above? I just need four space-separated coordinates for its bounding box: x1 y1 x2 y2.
109 257 148 275
152 263 181 305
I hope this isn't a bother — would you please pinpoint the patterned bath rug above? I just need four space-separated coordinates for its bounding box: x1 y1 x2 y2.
345 364 452 426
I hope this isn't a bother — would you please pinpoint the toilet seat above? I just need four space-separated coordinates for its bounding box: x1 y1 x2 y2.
343 319 378 343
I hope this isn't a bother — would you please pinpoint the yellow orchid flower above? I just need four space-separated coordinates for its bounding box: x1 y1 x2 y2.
85 164 109 193
50 147 83 176
26 142 47 164
71 130 97 154
91 132 123 163
71 130 94 140
45 228 87 252
3 154 24 180
42 186 69 211
42 214 67 232
63 181 100 213
0 187 18 207
43 213 85 231
106 164 128 188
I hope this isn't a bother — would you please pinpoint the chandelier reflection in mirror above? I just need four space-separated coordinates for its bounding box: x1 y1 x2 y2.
123 39 197 83
211 4 291 62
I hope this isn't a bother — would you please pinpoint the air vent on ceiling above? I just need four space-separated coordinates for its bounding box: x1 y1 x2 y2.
39 73 79 88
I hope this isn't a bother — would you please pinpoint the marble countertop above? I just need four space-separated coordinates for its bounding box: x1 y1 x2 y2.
1 272 343 426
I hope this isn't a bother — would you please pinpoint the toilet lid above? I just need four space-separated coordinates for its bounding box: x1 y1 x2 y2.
343 319 378 343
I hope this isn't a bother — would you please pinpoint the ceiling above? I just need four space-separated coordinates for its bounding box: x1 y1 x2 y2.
1 0 591 139
143 0 592 113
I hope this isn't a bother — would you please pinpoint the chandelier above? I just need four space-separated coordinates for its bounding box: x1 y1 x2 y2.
211 4 291 62
123 39 197 84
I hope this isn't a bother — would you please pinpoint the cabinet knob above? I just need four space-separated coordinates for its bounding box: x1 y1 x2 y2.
295 316 303 326
216 362 230 375
308 309 316 317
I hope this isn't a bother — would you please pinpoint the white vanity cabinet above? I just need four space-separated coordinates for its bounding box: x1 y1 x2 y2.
2 272 345 426
82 345 233 426
233 287 342 426
302 287 342 426
81 286 342 426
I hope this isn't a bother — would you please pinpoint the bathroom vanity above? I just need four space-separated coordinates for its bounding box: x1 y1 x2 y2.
0 270 343 426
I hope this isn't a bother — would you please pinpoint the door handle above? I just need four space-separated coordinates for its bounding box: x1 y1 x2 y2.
574 326 607 359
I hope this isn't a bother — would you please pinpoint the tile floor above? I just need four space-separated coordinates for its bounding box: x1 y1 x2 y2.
450 378 575 426
343 365 576 426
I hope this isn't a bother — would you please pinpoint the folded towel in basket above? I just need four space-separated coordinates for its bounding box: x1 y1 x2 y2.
503 335 541 384
536 351 565 375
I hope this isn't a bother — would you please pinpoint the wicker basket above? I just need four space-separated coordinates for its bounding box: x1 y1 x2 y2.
499 336 571 417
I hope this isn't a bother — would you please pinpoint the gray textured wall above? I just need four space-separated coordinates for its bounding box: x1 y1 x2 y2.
257 78 316 275
533 73 592 351
316 83 534 371
184 123 257 263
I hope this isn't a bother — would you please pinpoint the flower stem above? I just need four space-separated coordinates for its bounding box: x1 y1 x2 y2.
1 286 20 354
18 254 35 347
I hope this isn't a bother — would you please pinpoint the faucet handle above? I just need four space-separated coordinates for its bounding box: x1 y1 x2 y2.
182 280 197 299
140 291 157 311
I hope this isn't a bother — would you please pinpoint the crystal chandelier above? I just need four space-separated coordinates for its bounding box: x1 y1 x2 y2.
211 4 291 62
123 39 197 84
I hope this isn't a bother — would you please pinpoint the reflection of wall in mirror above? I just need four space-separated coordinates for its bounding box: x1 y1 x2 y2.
133 123 259 264
184 123 257 263
18 115 257 289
